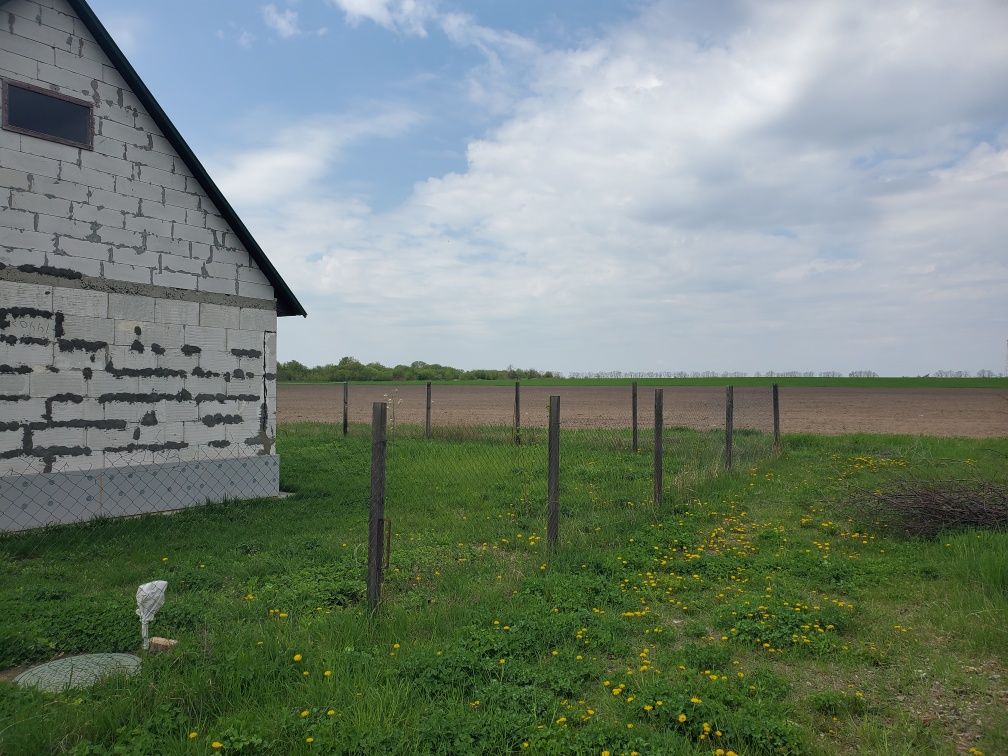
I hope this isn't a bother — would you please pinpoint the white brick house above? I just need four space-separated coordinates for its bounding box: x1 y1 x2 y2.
0 0 306 529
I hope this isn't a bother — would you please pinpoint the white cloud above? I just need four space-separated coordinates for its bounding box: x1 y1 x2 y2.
225 0 1008 373
263 4 300 39
328 0 435 36
208 109 421 208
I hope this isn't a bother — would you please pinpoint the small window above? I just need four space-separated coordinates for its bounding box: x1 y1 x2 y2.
2 79 93 150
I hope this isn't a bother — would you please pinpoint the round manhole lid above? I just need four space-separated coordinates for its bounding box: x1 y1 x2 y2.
13 653 141 692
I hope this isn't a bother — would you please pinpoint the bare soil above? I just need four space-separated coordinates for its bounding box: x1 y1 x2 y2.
278 384 1007 438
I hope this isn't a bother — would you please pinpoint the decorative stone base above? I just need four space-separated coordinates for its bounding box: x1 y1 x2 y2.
0 454 280 532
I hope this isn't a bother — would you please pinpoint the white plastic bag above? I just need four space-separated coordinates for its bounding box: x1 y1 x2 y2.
136 581 168 651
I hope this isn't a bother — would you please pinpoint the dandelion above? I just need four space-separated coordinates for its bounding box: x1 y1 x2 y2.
555 716 566 725
293 654 303 662
306 737 314 744
303 671 310 677
279 612 288 619
324 670 332 678
690 696 702 704
677 713 687 723
300 709 310 718
188 731 198 739
211 743 222 750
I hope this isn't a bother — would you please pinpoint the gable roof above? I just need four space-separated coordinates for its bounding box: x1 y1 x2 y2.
1 0 306 317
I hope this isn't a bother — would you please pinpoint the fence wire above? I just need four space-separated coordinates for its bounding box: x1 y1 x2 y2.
1 383 777 679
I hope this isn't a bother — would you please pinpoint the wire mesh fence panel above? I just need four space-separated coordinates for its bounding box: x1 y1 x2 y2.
0 432 367 672
731 385 777 470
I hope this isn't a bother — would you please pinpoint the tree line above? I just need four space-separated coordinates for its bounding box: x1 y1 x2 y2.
277 357 556 383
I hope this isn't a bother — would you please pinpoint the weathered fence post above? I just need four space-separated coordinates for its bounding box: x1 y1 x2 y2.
547 395 560 549
772 383 781 454
724 386 734 469
367 402 388 612
514 381 521 445
632 381 638 452
342 381 349 437
425 381 432 439
653 388 663 506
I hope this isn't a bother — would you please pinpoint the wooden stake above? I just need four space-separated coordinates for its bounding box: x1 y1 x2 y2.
514 381 521 445
342 381 348 436
425 381 432 439
367 402 387 612
772 383 781 454
547 395 560 548
654 388 663 506
724 385 734 469
632 381 638 452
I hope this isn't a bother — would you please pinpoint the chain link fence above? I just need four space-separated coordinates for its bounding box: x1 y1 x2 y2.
1 383 777 677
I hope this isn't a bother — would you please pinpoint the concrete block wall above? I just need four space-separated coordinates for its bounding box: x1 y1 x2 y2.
0 278 278 477
0 0 275 299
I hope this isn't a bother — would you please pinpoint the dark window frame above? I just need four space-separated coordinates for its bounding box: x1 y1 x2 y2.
1 78 94 150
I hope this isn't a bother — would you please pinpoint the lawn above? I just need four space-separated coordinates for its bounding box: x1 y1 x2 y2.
0 425 1005 754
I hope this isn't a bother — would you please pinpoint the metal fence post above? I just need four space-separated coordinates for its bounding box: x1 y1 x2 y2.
772 383 781 454
632 381 638 452
547 395 560 548
342 381 349 437
514 381 521 446
653 388 663 506
367 402 387 612
724 385 734 469
425 381 432 439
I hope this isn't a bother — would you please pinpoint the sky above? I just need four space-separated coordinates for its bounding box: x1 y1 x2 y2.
87 0 1008 375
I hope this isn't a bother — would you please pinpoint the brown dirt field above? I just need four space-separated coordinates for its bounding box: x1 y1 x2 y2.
278 384 1008 438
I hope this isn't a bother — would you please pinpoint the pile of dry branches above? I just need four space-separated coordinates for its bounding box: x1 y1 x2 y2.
849 479 1008 538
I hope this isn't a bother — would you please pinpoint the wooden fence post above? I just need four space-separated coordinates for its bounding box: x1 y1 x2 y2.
547 395 560 549
724 386 734 469
654 388 663 506
514 381 521 445
772 383 781 454
367 402 388 612
425 381 432 439
342 381 349 437
632 381 638 452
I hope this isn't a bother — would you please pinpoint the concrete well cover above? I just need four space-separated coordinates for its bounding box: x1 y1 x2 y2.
13 654 141 692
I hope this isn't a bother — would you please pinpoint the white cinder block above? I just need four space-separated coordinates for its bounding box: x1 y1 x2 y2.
199 302 240 329
10 191 72 217
54 344 108 369
51 397 103 422
239 306 277 332
61 314 115 345
0 372 30 395
184 325 226 351
29 370 85 397
154 298 200 325
237 281 275 300
0 341 54 368
32 427 86 449
0 398 46 424
113 320 183 348
52 288 109 318
0 280 53 309
108 292 155 321
84 370 139 397
198 277 236 295
226 328 262 352
103 260 151 284
46 254 102 277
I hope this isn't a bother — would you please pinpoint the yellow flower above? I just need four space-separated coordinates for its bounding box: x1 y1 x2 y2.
211 743 222 750
306 736 314 744
303 671 310 677
555 716 567 724
690 696 702 704
300 709 310 718
602 751 611 756
521 743 529 750
293 654 303 662
392 643 400 650
188 731 198 739
677 713 687 723
327 709 335 716
279 612 288 619
324 670 332 677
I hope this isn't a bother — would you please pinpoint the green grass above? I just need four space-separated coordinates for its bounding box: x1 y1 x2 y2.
280 376 1008 388
0 427 1006 754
